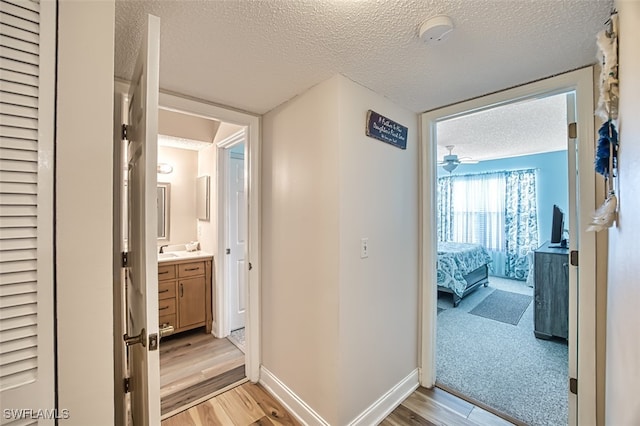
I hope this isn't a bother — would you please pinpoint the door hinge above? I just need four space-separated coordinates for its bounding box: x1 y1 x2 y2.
569 377 578 395
122 251 129 268
570 250 579 266
248 262 253 271
226 248 231 255
568 122 577 139
124 377 131 394
121 124 129 140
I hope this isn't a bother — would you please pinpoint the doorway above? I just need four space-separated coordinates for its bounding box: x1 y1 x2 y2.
432 93 571 425
114 80 261 422
419 67 597 426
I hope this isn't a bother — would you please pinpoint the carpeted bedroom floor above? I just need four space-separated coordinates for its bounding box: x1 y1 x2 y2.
436 276 568 426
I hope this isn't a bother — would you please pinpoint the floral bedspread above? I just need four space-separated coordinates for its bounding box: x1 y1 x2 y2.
437 242 492 297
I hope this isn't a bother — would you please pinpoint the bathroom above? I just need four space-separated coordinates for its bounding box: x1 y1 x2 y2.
153 108 248 417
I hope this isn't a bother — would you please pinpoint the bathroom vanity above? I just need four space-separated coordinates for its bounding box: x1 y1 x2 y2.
158 252 213 336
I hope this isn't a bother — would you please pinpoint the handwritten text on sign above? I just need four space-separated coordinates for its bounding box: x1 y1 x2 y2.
365 110 408 150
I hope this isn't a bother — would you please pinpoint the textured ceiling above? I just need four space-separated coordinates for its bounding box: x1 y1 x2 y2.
436 93 568 162
114 0 612 116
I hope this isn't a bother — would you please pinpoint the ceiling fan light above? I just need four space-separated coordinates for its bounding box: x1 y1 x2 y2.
442 161 458 173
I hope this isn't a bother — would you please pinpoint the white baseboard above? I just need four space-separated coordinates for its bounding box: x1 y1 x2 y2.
347 368 419 426
259 366 330 426
259 367 419 426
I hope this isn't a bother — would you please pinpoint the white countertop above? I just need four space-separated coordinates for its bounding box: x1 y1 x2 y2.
157 250 213 263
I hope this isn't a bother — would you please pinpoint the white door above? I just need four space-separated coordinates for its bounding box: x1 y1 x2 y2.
0 0 55 422
124 14 161 426
227 152 246 331
565 92 579 425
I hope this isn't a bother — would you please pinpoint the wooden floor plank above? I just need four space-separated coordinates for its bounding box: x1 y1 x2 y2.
468 406 515 426
416 386 474 418
161 365 246 415
381 404 438 426
217 385 265 425
241 383 300 426
402 390 478 426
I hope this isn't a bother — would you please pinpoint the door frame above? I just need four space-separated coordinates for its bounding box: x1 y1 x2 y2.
419 67 596 425
156 93 261 382
215 129 247 338
113 85 261 392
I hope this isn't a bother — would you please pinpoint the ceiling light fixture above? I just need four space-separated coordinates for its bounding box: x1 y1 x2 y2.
157 163 173 174
419 15 454 44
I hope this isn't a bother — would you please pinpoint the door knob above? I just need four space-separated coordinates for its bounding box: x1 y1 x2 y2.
123 328 146 347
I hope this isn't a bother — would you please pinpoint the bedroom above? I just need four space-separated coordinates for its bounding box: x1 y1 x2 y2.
434 92 571 426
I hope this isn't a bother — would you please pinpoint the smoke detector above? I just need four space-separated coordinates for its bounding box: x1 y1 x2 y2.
419 15 454 44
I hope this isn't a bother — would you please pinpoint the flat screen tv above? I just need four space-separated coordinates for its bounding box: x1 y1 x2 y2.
550 204 566 247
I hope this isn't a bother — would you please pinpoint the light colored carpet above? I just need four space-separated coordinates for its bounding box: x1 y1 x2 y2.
437 276 568 426
228 327 245 354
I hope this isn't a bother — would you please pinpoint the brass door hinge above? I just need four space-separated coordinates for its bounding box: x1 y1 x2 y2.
122 251 129 268
570 250 579 267
124 377 131 394
121 124 129 140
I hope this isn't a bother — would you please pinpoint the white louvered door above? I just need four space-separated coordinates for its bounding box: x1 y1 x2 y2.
0 0 56 424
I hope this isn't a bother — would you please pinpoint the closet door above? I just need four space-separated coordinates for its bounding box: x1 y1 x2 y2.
0 0 56 423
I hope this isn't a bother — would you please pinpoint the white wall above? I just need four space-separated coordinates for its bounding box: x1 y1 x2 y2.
157 146 198 246
336 77 419 424
605 2 640 424
262 75 419 424
56 1 115 424
197 144 217 254
262 76 342 424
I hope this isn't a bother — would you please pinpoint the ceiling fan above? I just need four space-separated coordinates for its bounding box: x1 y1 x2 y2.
438 145 478 173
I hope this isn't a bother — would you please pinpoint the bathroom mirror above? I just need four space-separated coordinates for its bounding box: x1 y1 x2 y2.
196 175 210 221
157 182 170 240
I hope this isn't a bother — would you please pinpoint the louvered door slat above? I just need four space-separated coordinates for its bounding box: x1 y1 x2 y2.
0 204 36 216
0 170 38 183
0 260 36 275
0 282 36 298
0 10 38 34
0 33 38 56
0 292 35 309
0 114 37 131
0 270 37 285
0 21 38 44
0 216 37 228
0 103 38 120
0 91 38 108
0 346 36 366
0 227 37 239
0 159 37 173
0 79 38 97
0 1 39 22
0 138 37 152
0 45 38 66
0 147 37 161
1 67 39 87
0 182 37 195
0 193 36 205
0 303 36 320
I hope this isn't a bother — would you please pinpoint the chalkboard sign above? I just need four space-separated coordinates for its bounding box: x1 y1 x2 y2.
365 110 408 150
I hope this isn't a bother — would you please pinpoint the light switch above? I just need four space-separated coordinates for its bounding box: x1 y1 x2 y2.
361 238 369 259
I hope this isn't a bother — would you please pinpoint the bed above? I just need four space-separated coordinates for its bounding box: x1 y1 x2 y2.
437 242 492 307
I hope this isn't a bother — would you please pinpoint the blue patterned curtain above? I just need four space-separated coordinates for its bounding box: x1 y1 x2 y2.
437 177 453 242
504 170 539 280
437 169 538 280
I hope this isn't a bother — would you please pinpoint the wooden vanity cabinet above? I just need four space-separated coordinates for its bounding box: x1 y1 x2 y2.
158 256 212 336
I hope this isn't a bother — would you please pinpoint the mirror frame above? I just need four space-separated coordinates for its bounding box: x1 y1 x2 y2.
157 182 170 241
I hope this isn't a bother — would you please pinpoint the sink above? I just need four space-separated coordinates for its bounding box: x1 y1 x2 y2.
158 252 178 259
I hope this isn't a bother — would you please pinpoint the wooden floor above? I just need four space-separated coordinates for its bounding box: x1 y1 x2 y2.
161 382 300 426
162 383 514 426
160 328 245 416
